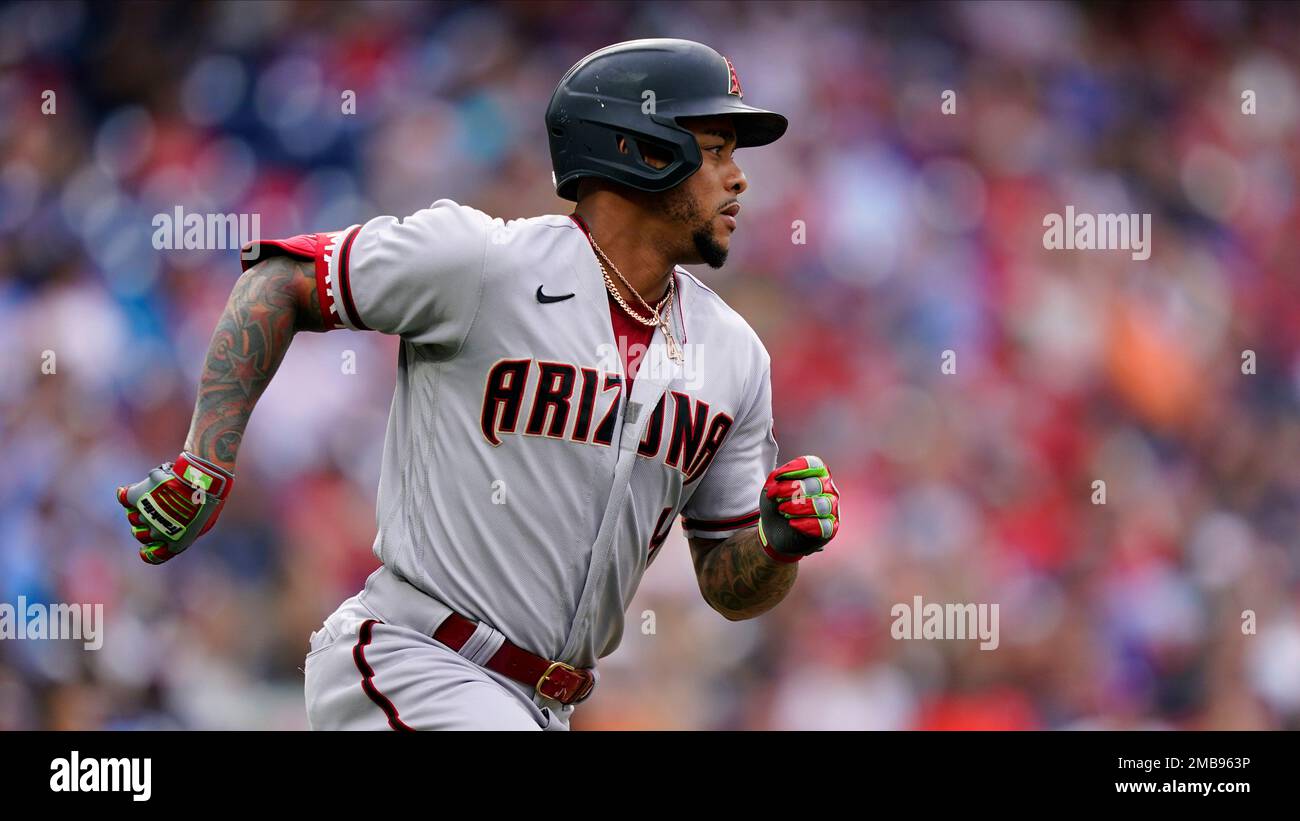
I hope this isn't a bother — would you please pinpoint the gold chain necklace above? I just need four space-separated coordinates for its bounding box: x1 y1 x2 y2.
587 235 684 364
591 243 671 324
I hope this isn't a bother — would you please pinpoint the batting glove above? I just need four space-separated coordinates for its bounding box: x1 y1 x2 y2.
758 455 840 562
116 452 234 564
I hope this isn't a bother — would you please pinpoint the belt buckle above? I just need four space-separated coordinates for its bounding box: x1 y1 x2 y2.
536 660 594 704
536 660 576 702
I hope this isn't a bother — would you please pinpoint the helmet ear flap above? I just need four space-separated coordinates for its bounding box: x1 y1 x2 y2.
553 116 700 201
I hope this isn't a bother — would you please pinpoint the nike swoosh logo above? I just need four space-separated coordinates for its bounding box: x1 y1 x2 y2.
536 285 575 304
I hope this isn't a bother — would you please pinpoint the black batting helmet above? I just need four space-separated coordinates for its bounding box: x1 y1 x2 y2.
545 39 788 202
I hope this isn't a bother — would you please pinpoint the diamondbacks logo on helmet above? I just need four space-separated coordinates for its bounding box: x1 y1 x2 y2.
724 56 743 97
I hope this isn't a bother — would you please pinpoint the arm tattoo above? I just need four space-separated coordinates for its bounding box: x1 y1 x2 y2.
184 256 327 469
693 528 798 620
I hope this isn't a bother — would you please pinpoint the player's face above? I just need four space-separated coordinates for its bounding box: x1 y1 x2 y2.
643 116 748 269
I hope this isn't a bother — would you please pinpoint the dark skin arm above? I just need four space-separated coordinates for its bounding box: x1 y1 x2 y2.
183 255 330 472
689 530 798 621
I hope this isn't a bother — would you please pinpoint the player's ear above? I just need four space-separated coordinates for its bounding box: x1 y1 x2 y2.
638 140 671 170
616 134 671 170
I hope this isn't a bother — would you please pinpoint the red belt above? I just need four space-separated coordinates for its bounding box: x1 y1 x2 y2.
432 612 595 706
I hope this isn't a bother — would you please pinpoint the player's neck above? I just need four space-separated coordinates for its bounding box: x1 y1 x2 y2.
573 205 675 306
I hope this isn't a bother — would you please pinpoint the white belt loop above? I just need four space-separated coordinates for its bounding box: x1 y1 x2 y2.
459 622 507 665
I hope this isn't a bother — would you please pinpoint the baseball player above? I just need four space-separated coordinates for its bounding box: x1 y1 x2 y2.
116 38 841 730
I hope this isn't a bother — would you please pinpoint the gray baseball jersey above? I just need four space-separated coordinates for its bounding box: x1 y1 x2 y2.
300 199 777 671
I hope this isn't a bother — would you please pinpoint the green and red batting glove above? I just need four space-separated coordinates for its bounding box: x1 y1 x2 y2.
116 452 234 564
758 455 840 562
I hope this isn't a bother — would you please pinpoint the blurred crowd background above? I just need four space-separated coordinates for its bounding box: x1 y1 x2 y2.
3 0 1299 730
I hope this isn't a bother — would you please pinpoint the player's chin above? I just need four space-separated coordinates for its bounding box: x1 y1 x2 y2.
707 218 734 252
715 211 738 236
692 226 731 269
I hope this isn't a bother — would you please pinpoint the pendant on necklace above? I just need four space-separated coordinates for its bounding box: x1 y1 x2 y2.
662 319 684 364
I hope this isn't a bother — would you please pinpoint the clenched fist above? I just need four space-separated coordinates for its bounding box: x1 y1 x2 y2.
116 452 234 564
758 455 840 562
